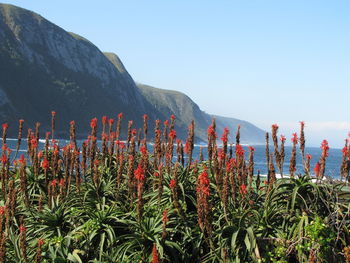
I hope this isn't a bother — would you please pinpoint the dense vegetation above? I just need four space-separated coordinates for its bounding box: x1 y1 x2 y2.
0 113 349 263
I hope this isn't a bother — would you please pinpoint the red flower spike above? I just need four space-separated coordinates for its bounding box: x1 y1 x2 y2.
170 114 176 120
169 129 176 139
19 224 26 233
235 144 245 157
197 168 210 196
38 239 45 246
1 144 7 151
162 210 169 224
321 140 329 157
226 158 235 171
102 116 107 124
239 184 247 196
102 133 109 140
248 146 255 152
169 179 176 189
1 154 7 164
19 154 26 165
218 149 225 161
50 179 58 187
90 118 98 129
221 127 229 144
37 151 43 160
314 162 320 176
207 125 217 138
152 243 160 263
280 135 286 143
140 146 148 156
118 112 123 119
342 147 348 156
291 133 298 144
0 206 5 215
184 140 190 154
134 164 145 181
31 138 38 149
59 178 65 187
132 129 137 136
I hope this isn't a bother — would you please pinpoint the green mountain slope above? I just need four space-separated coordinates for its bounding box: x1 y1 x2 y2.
137 84 265 144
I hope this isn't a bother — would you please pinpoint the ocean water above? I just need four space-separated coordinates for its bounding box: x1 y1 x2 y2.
192 144 343 179
3 138 344 179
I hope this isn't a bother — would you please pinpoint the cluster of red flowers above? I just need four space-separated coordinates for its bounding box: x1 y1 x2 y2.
169 129 176 140
41 158 49 170
90 118 97 129
221 127 229 144
280 135 286 143
321 140 329 157
235 144 245 157
102 116 107 125
218 148 225 161
207 125 217 139
198 169 210 196
291 132 298 144
239 184 247 196
314 162 320 177
169 179 176 189
134 164 145 182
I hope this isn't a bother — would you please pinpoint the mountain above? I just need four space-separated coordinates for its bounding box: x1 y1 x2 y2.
137 84 211 140
0 3 265 144
137 84 265 144
0 3 157 137
213 115 266 144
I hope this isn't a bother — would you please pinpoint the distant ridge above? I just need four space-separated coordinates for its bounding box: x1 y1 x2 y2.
137 84 265 144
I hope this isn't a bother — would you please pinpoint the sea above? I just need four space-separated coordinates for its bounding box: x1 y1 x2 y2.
3 138 344 179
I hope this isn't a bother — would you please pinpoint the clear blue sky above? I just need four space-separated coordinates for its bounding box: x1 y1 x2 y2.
3 0 350 147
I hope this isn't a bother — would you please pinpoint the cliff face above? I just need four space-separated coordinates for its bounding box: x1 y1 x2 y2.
0 3 265 144
0 4 155 137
